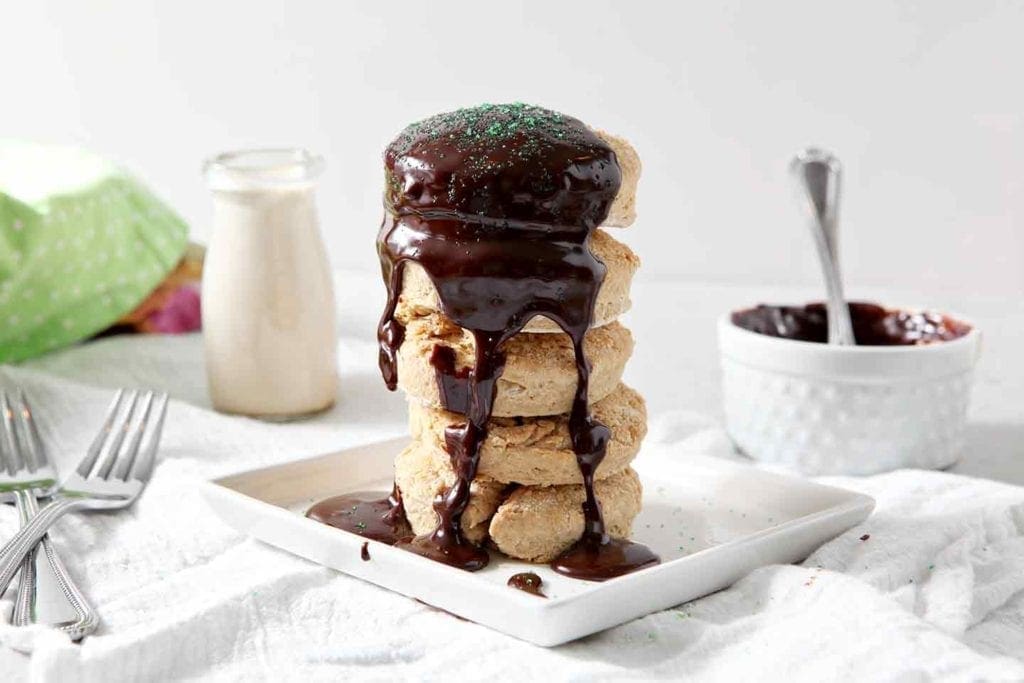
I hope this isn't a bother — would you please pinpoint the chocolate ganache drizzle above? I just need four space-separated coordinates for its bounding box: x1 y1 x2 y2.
306 484 410 545
377 103 658 578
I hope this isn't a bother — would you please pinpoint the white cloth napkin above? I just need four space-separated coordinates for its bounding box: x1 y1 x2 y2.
2 333 1023 682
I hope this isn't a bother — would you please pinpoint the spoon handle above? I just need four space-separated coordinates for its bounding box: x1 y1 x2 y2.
790 148 856 346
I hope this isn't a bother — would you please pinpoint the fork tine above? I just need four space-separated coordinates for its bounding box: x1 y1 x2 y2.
111 391 154 480
0 391 24 474
130 392 169 483
0 391 15 476
94 391 141 480
16 389 45 472
77 389 128 477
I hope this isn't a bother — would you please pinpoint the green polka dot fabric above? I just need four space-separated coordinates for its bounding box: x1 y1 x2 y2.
0 141 188 362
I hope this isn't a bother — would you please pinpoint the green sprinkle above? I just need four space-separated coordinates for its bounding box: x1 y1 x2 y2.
386 103 600 177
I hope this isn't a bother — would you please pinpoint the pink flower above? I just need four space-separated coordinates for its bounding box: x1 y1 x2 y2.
145 285 202 334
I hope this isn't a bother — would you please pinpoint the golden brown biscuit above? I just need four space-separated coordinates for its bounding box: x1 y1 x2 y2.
397 316 633 417
488 468 643 563
393 441 506 545
595 130 640 229
409 383 646 485
395 229 639 333
397 441 643 563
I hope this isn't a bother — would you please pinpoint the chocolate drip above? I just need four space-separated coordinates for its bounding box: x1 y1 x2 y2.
732 302 972 346
507 572 546 597
306 484 410 545
430 345 470 414
377 103 659 579
378 260 405 390
550 338 660 580
551 537 660 581
360 542 371 561
395 328 507 571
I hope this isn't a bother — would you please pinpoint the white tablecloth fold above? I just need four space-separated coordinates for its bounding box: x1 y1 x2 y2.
1 334 1022 682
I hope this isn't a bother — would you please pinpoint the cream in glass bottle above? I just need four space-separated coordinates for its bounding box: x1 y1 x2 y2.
202 149 337 419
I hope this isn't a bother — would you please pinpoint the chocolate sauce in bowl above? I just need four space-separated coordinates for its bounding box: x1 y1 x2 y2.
732 302 971 346
375 104 659 578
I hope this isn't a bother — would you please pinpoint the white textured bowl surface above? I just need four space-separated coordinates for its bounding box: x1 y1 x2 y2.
718 312 982 475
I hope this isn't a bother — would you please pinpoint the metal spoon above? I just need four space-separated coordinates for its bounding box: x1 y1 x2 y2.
789 147 855 345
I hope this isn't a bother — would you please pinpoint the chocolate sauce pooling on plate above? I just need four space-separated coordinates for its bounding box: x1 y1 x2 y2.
376 103 659 579
306 485 410 545
551 536 660 581
732 302 971 346
507 572 546 597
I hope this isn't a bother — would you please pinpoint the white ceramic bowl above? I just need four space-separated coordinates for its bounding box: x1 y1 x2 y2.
717 311 982 475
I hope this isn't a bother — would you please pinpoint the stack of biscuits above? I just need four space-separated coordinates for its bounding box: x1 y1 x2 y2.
391 131 645 563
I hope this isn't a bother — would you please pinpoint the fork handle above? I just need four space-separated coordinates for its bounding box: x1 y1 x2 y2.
0 498 83 600
12 492 99 639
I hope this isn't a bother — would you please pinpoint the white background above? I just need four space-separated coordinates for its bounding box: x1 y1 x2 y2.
4 1 1022 299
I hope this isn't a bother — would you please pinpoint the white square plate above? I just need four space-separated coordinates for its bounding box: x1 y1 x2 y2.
200 437 874 646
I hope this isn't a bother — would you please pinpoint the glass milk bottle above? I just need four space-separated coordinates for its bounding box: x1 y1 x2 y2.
202 149 337 419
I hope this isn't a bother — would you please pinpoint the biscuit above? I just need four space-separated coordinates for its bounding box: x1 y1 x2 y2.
397 316 633 417
395 229 639 333
393 441 505 545
488 467 643 563
396 440 644 564
409 383 646 485
595 130 640 229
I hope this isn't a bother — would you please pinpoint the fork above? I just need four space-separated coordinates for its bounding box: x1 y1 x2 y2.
0 390 98 639
0 389 169 599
